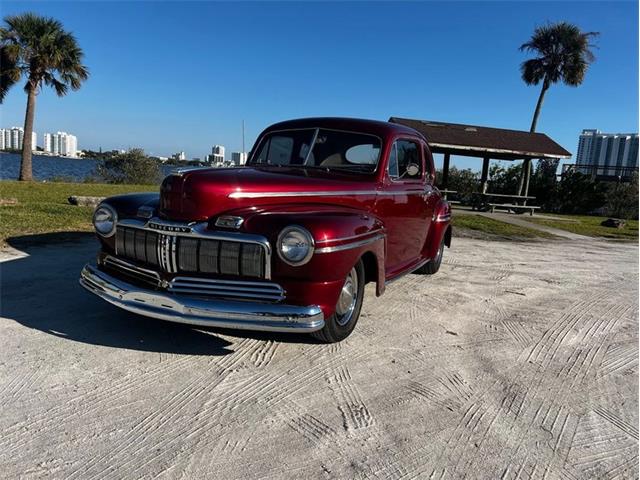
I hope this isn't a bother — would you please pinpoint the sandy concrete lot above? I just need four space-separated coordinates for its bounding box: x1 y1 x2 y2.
0 235 637 479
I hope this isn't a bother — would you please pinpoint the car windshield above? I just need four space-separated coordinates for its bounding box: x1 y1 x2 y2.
249 128 381 173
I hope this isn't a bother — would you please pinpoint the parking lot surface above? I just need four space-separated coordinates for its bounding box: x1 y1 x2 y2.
1 235 637 479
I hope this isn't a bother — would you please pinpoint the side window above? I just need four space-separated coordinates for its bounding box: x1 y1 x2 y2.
388 142 399 178
388 140 422 180
267 136 294 165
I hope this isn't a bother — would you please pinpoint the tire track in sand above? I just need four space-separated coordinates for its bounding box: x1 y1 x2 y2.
327 366 375 432
1 354 198 455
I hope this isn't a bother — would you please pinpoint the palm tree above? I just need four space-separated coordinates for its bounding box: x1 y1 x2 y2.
517 22 598 196
0 13 88 181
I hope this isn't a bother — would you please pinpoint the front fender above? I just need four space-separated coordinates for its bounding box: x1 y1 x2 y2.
241 204 384 279
97 192 159 251
238 204 387 316
101 192 159 218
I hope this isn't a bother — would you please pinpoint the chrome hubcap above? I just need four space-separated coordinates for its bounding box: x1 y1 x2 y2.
335 267 358 326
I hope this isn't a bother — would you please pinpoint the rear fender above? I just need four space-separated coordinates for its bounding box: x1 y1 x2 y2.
424 200 452 259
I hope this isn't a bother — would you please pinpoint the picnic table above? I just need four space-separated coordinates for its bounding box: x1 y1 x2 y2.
471 192 539 215
439 189 461 205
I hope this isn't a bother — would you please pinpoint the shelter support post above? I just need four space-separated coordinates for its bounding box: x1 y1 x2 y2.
480 157 490 193
441 153 450 191
522 159 533 204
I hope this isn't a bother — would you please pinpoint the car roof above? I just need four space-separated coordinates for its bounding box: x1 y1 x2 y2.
261 117 425 141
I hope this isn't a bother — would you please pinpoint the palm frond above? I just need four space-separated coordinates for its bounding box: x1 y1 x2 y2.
1 12 88 99
520 58 546 85
520 21 599 89
0 45 21 102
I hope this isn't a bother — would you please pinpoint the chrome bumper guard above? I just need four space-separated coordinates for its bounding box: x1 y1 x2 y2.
79 264 324 333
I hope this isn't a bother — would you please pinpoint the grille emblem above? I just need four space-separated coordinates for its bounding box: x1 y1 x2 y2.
148 222 192 233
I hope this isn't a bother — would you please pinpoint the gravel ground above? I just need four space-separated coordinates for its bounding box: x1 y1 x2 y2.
0 235 637 479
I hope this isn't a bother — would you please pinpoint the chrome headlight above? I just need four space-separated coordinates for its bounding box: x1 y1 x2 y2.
277 226 314 266
93 204 117 237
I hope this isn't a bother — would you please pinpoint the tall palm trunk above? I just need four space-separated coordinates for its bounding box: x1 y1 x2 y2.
18 84 37 181
518 78 550 196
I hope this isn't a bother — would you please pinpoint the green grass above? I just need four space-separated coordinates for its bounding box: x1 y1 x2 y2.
529 214 639 241
0 181 156 245
452 213 556 239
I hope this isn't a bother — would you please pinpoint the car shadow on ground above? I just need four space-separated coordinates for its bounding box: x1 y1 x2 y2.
1 232 316 355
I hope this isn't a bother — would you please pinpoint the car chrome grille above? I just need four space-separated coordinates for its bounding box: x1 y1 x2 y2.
115 226 267 278
102 256 284 303
168 277 284 302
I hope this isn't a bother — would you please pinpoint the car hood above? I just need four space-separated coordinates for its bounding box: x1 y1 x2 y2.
159 166 376 221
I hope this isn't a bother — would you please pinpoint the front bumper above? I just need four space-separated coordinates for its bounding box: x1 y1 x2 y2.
79 264 325 333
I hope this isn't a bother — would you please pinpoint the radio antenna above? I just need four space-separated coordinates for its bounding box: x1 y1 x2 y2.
242 120 245 154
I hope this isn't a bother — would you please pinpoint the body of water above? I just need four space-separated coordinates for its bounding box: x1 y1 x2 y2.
0 152 174 181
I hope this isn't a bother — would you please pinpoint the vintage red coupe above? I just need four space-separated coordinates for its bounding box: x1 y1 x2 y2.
80 118 452 342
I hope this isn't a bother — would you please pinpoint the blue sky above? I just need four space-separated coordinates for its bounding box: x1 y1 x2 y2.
1 1 638 169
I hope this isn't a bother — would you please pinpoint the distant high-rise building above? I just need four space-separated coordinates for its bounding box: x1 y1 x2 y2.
11 128 21 149
576 129 639 177
231 152 247 166
206 145 225 166
1 127 37 151
44 133 52 153
2 129 10 150
44 131 78 157
173 151 186 161
212 145 225 164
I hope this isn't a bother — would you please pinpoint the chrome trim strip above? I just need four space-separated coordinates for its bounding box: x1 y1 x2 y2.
80 264 323 333
315 229 384 245
229 190 378 199
170 236 178 273
303 128 320 165
103 256 161 283
315 233 385 254
171 166 212 176
228 190 427 199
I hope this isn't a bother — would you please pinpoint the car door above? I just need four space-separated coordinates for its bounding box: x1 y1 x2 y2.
376 137 431 277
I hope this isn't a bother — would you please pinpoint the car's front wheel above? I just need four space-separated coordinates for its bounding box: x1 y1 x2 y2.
311 259 365 343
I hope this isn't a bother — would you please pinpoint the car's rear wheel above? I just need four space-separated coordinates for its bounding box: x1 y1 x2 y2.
311 259 365 343
414 237 445 275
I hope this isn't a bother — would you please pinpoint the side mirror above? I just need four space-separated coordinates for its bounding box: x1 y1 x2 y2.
405 163 420 177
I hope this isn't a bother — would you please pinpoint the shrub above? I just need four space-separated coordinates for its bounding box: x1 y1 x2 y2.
436 167 478 203
554 170 606 214
95 148 161 184
605 173 639 219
